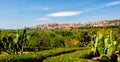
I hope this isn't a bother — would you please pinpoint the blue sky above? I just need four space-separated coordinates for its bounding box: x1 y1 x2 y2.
0 0 120 29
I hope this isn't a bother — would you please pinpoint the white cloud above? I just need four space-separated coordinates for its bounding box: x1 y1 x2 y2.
24 7 51 11
40 7 51 10
37 17 50 20
36 11 82 21
37 1 120 21
84 6 103 11
105 1 120 7
48 11 82 17
85 1 120 12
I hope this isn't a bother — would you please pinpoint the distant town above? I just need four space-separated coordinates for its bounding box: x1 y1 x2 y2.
28 19 120 30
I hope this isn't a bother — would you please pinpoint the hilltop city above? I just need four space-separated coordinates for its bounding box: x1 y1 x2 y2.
27 19 120 30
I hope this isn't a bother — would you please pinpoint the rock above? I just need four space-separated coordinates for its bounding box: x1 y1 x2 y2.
91 56 100 61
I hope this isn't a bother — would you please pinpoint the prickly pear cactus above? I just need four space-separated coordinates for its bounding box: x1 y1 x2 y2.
2 37 7 49
113 41 118 46
104 36 111 48
94 36 98 48
104 36 111 53
92 30 120 58
100 54 110 62
96 34 104 48
8 36 14 53
107 44 116 56
94 34 104 55
106 31 117 56
14 30 19 44
98 47 104 55
110 30 115 43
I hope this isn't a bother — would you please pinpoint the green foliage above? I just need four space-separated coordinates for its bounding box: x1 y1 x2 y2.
77 41 84 47
0 48 81 62
43 48 93 62
98 47 104 56
26 30 85 48
110 30 115 43
51 35 64 47
94 34 104 55
104 36 111 49
91 29 120 61
27 30 51 47
99 54 110 62
79 31 90 46
64 38 83 47
107 44 116 56
0 29 28 54
1 28 120 55
1 27 120 61
95 34 104 48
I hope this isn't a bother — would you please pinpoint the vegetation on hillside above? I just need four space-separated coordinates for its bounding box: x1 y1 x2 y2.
0 26 120 61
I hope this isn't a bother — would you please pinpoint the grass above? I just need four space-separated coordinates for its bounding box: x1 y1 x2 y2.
43 48 94 62
0 47 82 62
0 54 9 61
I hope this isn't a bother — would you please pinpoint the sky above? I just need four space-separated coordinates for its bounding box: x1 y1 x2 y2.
0 0 120 29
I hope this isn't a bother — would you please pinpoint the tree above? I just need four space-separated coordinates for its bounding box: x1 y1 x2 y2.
51 35 65 47
79 31 90 46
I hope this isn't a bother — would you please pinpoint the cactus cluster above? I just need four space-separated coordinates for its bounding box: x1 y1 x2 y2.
2 36 14 54
92 30 120 60
0 29 28 54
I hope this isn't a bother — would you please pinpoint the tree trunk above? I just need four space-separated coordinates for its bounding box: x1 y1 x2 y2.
0 48 1 54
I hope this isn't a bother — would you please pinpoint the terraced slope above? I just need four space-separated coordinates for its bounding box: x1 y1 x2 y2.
43 48 93 62
0 48 84 62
